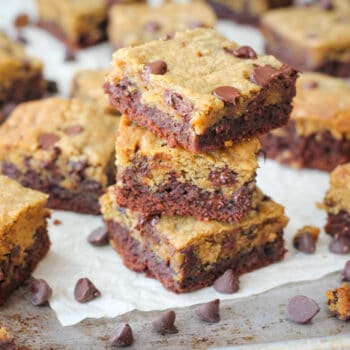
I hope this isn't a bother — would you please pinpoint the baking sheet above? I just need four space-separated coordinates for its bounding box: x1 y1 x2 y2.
1 0 348 327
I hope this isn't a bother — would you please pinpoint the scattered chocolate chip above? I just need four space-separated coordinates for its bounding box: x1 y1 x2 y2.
152 310 178 335
287 295 320 324
64 49 76 62
46 80 59 94
341 261 350 281
16 32 27 44
38 133 60 150
0 268 4 282
213 86 241 106
53 219 62 226
250 65 279 86
329 235 350 254
144 21 161 32
195 299 220 323
88 227 109 247
31 278 52 306
144 60 167 75
213 269 239 294
64 125 84 136
232 46 257 59
302 81 318 90
110 323 134 347
74 278 101 303
293 232 316 254
14 13 29 28
320 0 333 10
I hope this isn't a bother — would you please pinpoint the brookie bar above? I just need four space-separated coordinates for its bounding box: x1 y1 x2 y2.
0 175 50 305
100 186 288 293
115 116 261 222
104 28 298 153
0 98 116 215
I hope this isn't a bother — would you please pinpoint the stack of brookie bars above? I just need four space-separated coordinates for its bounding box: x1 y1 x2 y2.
101 28 298 293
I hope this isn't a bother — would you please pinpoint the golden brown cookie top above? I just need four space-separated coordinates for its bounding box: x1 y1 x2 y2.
292 73 350 136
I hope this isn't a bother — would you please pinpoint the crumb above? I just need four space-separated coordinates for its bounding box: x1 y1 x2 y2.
53 219 62 226
326 283 350 321
14 13 29 28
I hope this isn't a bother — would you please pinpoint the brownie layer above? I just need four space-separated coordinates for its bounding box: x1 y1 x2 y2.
116 168 255 222
37 20 107 50
104 73 296 152
107 220 285 293
207 0 292 25
260 122 350 171
325 210 350 237
0 226 50 305
1 163 109 215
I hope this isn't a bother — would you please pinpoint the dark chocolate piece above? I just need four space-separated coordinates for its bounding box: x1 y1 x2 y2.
195 299 220 323
152 310 178 335
287 295 320 324
88 227 109 246
31 278 52 306
74 278 101 303
213 269 239 294
110 323 134 347
329 235 350 255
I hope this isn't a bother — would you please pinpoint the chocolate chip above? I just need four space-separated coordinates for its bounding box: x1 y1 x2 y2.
195 299 220 323
329 235 350 254
64 49 76 62
144 61 167 75
232 46 257 59
302 81 318 90
164 90 193 120
213 269 239 294
74 278 101 303
14 13 29 28
144 21 161 32
0 268 4 282
0 103 16 120
250 65 279 86
213 86 241 106
286 295 320 324
341 260 350 281
110 323 134 347
53 219 62 225
320 0 333 10
152 310 178 335
38 133 60 150
46 80 58 94
1 162 21 179
293 232 316 254
88 227 109 246
31 278 52 306
64 125 84 136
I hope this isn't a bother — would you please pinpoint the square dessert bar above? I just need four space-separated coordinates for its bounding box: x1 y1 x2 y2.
0 32 46 124
107 2 216 48
104 28 298 153
116 116 261 222
0 97 116 215
100 186 288 293
36 0 108 49
71 69 119 116
261 2 350 77
207 0 292 25
323 163 350 237
260 73 350 171
0 175 50 305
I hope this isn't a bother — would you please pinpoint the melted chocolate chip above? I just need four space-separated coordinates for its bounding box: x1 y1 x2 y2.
232 46 257 59
110 323 134 347
64 125 84 136
152 310 178 335
195 299 220 323
38 133 60 150
213 86 241 106
144 21 161 32
293 232 316 254
250 65 279 86
341 260 350 281
329 235 350 254
302 81 319 90
213 269 239 294
88 227 109 246
320 0 333 10
31 279 52 306
287 295 320 324
144 60 167 75
74 278 101 303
